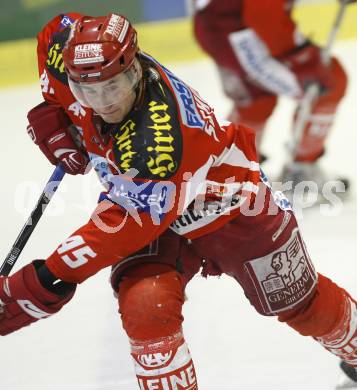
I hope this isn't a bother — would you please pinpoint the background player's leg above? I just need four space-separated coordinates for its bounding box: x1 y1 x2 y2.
228 93 278 153
282 57 348 190
216 65 278 154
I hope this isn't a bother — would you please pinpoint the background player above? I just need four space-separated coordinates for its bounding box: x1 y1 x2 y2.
1 12 357 389
192 0 355 191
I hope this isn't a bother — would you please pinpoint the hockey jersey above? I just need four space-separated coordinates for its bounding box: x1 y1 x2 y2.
37 14 260 282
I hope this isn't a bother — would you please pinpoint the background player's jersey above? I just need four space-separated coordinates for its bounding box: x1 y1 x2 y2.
36 14 261 281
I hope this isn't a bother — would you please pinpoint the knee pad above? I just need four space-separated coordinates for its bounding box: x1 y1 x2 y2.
118 263 185 341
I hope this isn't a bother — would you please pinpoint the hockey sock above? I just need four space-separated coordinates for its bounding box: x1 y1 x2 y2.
130 330 198 390
316 294 357 367
279 273 357 367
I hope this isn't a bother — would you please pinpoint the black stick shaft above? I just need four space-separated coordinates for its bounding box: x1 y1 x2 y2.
0 165 65 276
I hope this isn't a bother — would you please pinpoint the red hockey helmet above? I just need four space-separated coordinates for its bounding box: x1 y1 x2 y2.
62 13 138 82
62 14 141 122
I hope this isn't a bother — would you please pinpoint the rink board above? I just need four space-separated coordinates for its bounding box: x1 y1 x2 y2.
0 1 356 88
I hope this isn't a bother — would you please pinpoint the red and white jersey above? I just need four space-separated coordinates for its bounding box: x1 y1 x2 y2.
37 14 261 281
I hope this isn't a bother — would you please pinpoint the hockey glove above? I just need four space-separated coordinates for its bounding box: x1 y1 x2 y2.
27 102 89 174
0 260 76 336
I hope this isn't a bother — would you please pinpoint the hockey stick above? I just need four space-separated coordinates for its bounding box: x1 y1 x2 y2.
0 164 65 276
290 0 349 159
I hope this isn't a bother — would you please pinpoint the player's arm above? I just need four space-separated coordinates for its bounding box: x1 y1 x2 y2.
43 107 236 284
29 14 89 174
45 171 181 283
0 14 92 337
0 164 181 335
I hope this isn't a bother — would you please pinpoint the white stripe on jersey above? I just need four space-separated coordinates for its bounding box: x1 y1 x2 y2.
179 156 215 212
213 143 260 171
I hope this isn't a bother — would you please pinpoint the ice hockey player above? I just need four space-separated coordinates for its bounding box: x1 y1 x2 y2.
0 13 356 389
192 0 354 191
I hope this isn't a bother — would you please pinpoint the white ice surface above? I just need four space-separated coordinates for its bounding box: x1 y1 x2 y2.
0 40 356 390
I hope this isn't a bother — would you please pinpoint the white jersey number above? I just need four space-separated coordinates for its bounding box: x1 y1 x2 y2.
57 235 97 269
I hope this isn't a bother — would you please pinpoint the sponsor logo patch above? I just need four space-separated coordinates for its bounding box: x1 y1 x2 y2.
105 14 121 36
135 351 174 369
45 29 70 85
244 228 317 314
155 59 220 139
104 14 129 43
170 194 244 233
47 43 65 73
60 15 75 28
112 92 182 180
17 300 51 319
260 169 292 211
74 44 104 65
146 100 178 178
101 175 176 224
137 361 197 389
192 91 219 141
160 65 203 129
113 119 137 172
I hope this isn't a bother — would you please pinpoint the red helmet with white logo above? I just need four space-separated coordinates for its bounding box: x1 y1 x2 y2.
62 13 138 82
62 13 142 123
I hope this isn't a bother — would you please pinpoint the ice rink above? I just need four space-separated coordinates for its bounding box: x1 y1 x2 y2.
0 39 356 390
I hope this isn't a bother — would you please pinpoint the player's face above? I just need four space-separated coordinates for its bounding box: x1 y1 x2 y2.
92 88 137 123
68 59 142 123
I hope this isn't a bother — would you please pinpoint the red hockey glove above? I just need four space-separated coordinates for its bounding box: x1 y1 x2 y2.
27 102 89 174
279 43 332 93
0 261 76 336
